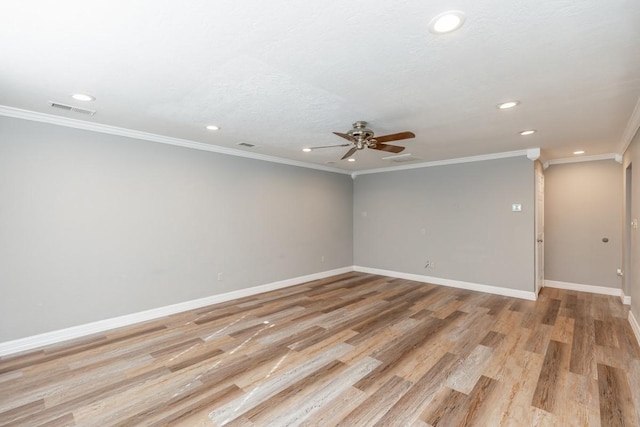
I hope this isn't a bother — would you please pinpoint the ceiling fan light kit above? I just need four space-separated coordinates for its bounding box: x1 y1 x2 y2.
305 121 415 160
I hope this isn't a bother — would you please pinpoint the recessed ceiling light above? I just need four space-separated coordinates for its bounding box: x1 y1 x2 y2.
71 93 95 102
498 101 520 109
347 158 356 162
573 150 585 155
429 10 465 34
206 125 220 131
519 130 536 136
302 148 312 152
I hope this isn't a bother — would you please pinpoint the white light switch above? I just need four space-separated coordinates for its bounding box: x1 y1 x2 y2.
512 204 522 212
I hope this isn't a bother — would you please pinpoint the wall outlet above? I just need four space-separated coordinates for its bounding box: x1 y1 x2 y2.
321 255 325 263
217 272 223 281
424 260 435 269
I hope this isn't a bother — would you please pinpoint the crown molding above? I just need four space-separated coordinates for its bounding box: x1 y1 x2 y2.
0 105 351 175
351 149 533 178
545 153 620 167
620 95 640 155
0 105 551 177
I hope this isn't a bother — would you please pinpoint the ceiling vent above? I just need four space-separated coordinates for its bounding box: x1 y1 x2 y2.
49 101 96 116
382 153 421 163
237 142 255 148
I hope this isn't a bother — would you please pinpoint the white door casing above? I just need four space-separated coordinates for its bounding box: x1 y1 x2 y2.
534 169 545 297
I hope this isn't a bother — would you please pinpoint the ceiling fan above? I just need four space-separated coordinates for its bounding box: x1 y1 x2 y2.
307 121 416 160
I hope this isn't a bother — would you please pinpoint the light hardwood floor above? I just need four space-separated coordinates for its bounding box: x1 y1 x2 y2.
1 272 639 426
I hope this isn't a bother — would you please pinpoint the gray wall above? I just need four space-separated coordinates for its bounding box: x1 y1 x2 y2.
544 160 622 288
623 129 640 321
0 116 353 342
353 156 535 292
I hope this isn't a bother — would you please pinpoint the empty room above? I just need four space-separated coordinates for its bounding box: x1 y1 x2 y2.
1 1 640 426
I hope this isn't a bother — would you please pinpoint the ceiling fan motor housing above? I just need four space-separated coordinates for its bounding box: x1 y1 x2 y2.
348 121 375 148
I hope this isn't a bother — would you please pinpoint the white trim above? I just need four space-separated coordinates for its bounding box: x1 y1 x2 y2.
526 148 541 161
351 149 533 177
0 267 353 356
354 266 537 301
544 280 623 297
619 95 640 155
0 105 546 178
545 153 619 166
629 311 640 348
623 295 631 305
0 105 350 176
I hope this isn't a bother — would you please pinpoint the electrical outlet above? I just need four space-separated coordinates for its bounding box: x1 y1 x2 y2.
321 255 325 263
424 260 435 269
217 272 223 281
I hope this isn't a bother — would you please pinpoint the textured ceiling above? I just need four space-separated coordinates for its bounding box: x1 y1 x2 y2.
1 0 640 171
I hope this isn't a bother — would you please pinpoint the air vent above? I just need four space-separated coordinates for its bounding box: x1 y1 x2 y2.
49 101 96 116
237 142 255 148
382 153 421 163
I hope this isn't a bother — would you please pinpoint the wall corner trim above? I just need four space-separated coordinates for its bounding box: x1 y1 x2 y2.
526 148 541 161
629 311 640 347
619 95 640 155
544 280 623 297
0 266 354 356
353 266 536 301
0 105 351 176
623 295 632 305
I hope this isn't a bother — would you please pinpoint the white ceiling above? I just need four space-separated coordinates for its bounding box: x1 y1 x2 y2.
1 0 640 171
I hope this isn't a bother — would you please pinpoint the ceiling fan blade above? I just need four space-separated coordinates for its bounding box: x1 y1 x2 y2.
373 131 415 143
371 143 405 153
341 147 358 160
333 132 357 143
308 143 351 150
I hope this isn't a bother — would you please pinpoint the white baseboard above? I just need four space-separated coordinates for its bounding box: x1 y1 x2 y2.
629 311 640 347
353 266 537 301
0 266 353 357
622 294 632 305
544 280 624 298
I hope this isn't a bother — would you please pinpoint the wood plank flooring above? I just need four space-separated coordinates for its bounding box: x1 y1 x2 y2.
1 272 639 426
